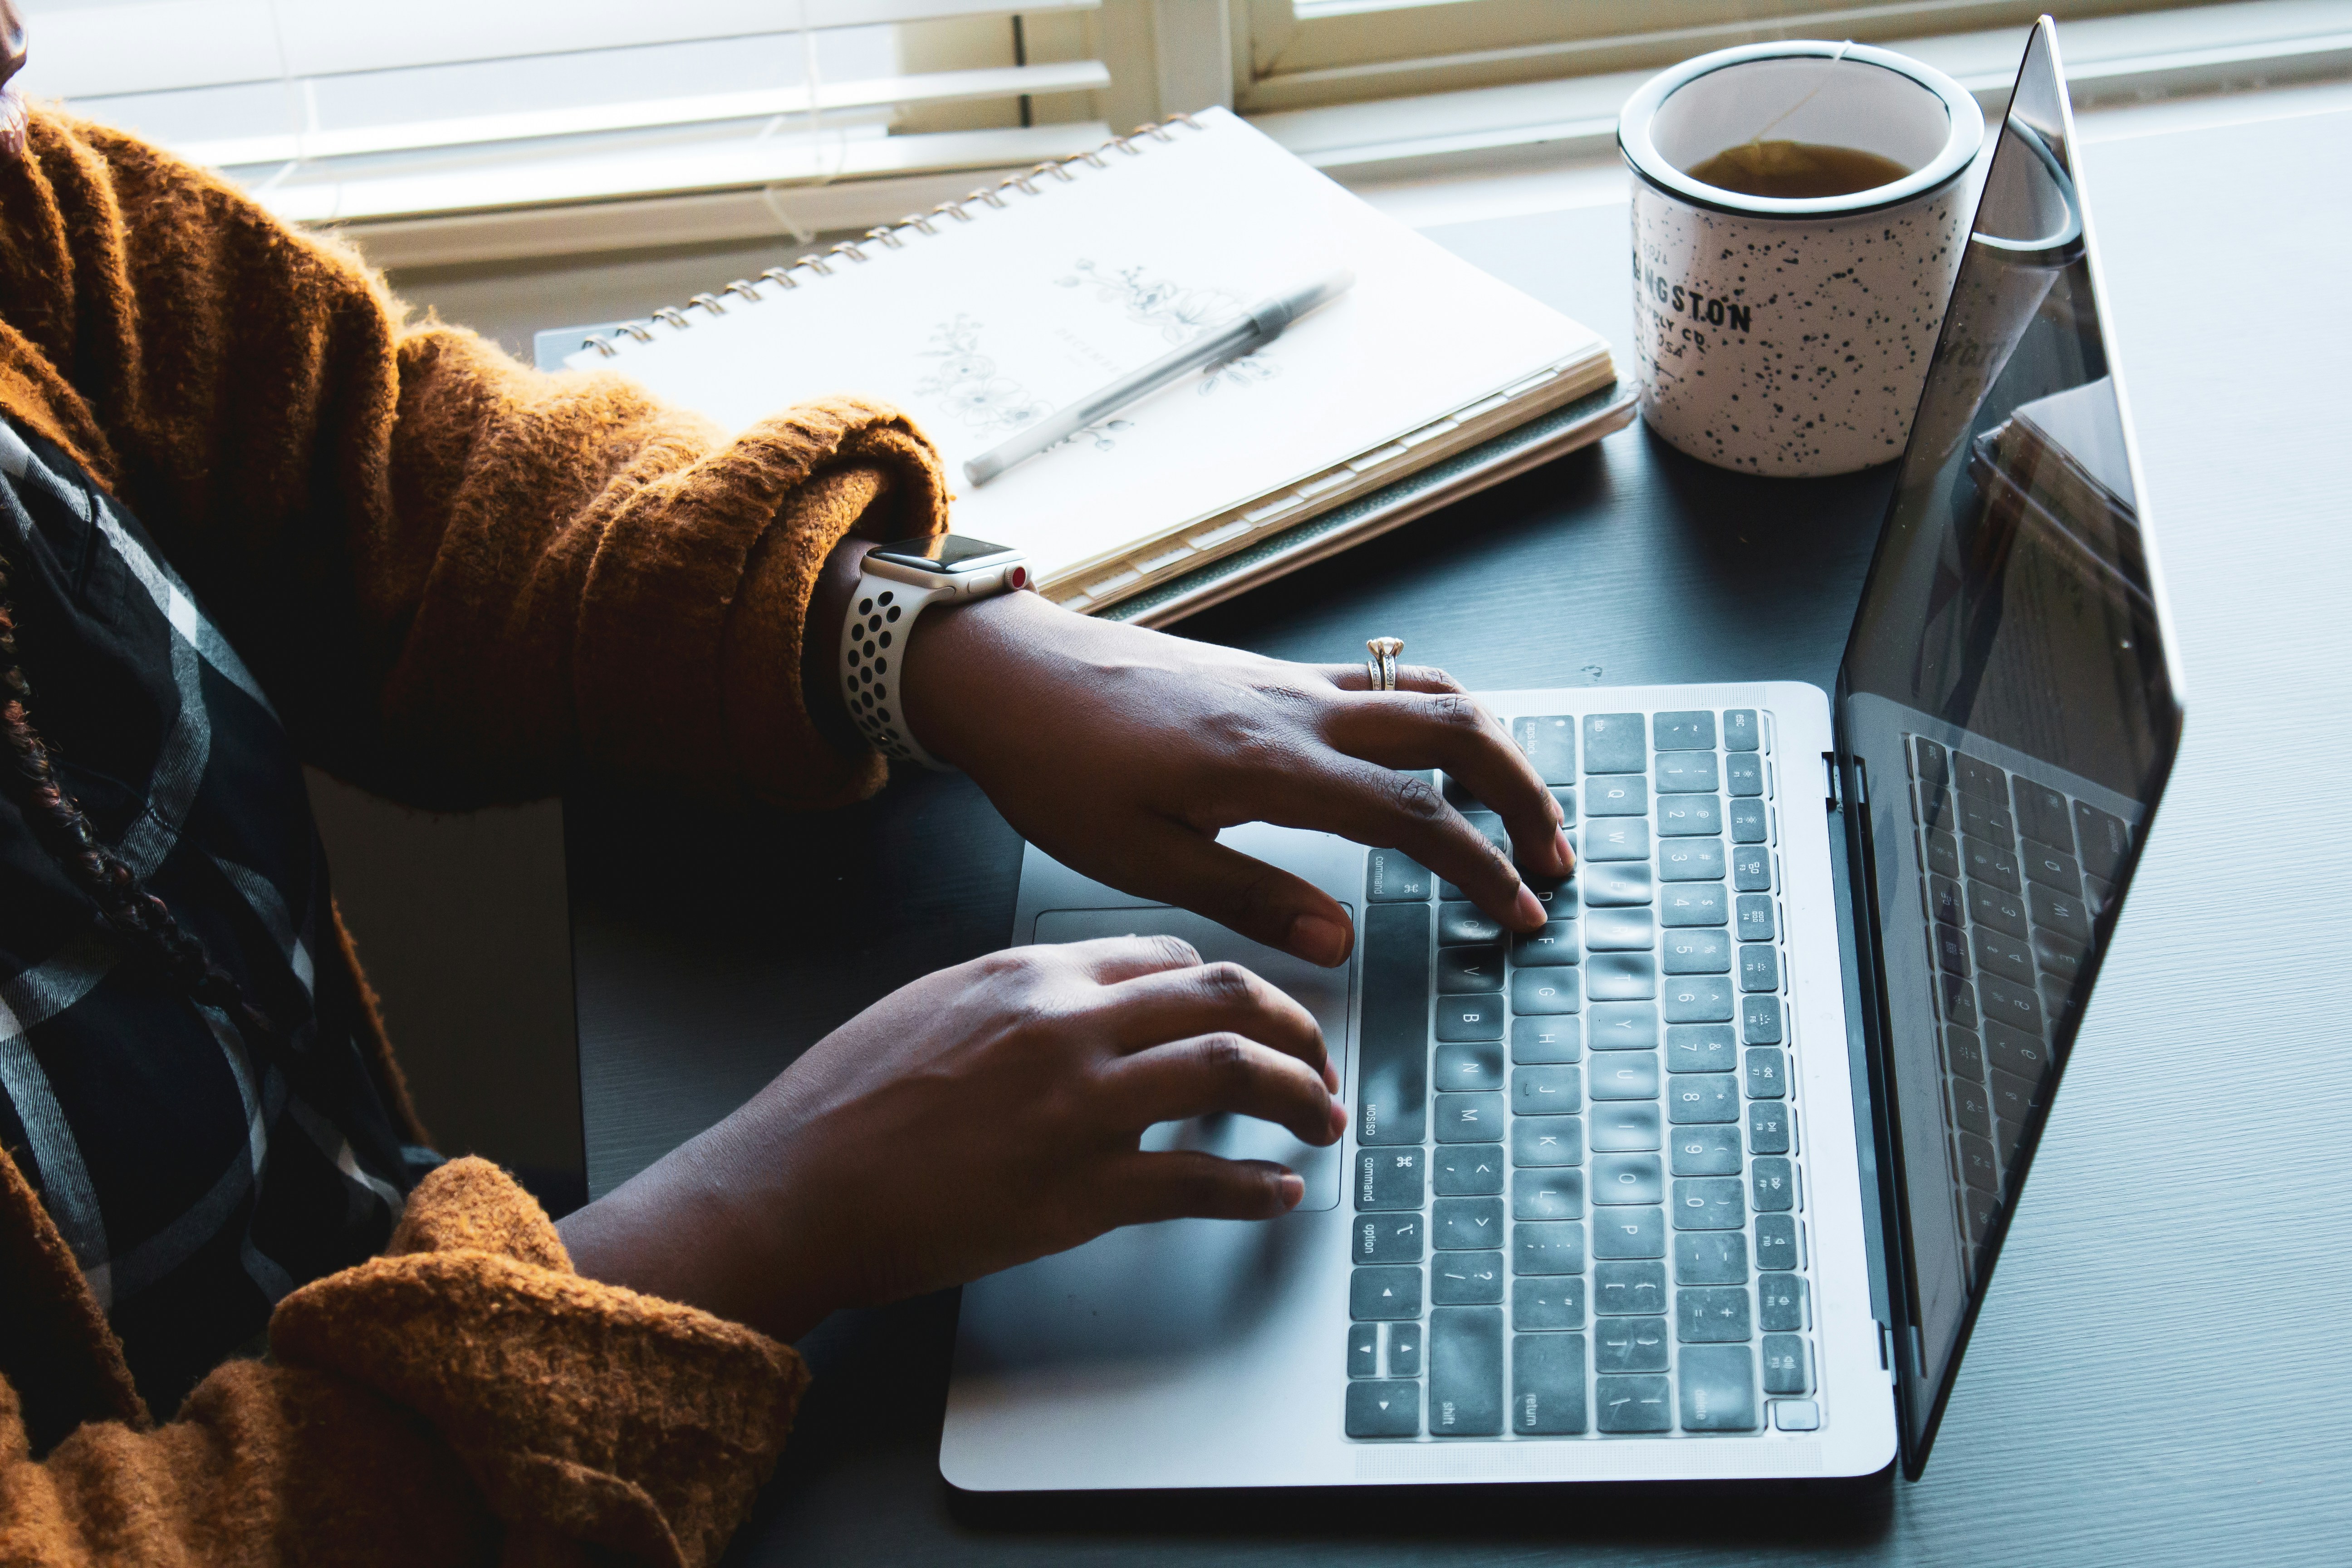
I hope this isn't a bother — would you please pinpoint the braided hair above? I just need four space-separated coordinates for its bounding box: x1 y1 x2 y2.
0 536 279 1048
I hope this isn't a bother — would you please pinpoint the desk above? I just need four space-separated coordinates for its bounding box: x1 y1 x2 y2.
567 92 2352 1566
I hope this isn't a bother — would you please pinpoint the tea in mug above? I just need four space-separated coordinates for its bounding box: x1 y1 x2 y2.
1685 139 1913 199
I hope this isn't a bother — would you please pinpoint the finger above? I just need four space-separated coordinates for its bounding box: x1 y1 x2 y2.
1314 661 1465 696
1093 1149 1306 1226
1104 820 1358 968
1100 1032 1346 1146
1034 932 1206 985
1094 959 1332 1089
1325 690 1575 880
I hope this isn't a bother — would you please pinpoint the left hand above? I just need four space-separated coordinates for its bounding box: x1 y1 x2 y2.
897 588 1573 967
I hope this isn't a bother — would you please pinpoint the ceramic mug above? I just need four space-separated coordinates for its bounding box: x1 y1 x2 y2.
1619 41 1985 476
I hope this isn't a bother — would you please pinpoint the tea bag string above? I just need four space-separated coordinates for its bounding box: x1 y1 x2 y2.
1745 39 1856 154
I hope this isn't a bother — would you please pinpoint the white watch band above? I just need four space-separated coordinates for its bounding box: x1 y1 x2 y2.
838 573 954 770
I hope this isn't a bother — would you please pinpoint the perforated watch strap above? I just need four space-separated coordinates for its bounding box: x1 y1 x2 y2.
839 575 952 770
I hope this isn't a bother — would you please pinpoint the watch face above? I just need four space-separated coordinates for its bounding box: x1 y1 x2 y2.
871 534 1018 573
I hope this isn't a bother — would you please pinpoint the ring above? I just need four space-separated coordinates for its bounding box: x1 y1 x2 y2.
1365 636 1404 692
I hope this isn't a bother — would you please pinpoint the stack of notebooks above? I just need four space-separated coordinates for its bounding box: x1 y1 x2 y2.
558 108 1632 624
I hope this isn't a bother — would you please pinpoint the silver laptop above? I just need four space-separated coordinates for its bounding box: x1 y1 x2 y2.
942 18 2183 1488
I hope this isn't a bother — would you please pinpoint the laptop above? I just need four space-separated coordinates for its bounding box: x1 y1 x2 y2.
941 16 2183 1487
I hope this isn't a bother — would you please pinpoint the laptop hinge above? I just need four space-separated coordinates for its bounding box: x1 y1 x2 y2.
1822 750 1842 813
1878 1322 1896 1380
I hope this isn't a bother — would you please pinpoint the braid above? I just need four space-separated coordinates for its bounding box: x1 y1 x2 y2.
0 539 280 1049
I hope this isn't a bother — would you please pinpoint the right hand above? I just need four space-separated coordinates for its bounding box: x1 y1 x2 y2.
557 936 1346 1342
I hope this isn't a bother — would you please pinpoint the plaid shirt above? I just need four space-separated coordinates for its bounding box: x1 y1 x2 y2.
0 421 420 1414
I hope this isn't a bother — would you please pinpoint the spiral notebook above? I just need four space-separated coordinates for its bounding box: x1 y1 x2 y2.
559 108 1629 622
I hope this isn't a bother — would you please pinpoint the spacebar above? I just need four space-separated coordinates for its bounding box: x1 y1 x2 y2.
1355 901 1430 1146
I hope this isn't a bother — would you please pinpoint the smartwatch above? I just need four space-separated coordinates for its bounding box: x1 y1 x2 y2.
838 533 1029 770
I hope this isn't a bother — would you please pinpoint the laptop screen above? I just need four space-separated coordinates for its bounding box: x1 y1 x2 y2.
1836 20 2183 1468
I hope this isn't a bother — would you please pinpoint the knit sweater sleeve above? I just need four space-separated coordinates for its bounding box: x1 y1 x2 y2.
0 1158 806 1568
0 107 948 810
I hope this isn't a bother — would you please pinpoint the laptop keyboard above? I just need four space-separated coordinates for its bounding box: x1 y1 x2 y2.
1906 735 2126 1262
1344 709 1819 1441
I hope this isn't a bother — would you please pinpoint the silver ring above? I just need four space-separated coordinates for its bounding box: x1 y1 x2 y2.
1365 636 1404 692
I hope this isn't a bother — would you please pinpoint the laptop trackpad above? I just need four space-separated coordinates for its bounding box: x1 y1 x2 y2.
1031 905 1352 1211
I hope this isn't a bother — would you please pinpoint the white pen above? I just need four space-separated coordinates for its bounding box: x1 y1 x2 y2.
962 267 1355 488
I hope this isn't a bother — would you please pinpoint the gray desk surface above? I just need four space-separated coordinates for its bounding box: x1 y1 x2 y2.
567 96 2352 1566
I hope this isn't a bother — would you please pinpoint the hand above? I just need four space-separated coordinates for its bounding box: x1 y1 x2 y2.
558 936 1345 1343
898 590 1573 967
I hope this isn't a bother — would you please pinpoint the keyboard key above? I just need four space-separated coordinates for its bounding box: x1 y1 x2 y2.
1512 1016 1582 1064
1675 1231 1749 1284
1584 818 1651 862
1584 862 1655 906
1934 921 1970 977
1671 1124 1743 1177
1751 1156 1796 1213
1925 829 1962 882
2032 927 2086 984
1592 1153 1663 1205
1725 753 1765 798
1589 1103 1661 1152
1663 975 1735 1024
1954 751 2007 802
1747 1101 1791 1154
1673 1177 1744 1230
1589 1054 1660 1101
1434 1143 1506 1196
1435 1197 1504 1250
1661 883 1728 927
1356 1147 1426 1211
1741 995 1784 1045
1969 879 2029 938
1913 735 1948 785
1513 1168 1585 1220
1964 838 2022 892
1588 1003 1659 1051
1365 848 1435 902
1513 1277 1585 1330
1679 1345 1759 1431
1509 967 1582 1017
1597 1374 1673 1432
1436 995 1509 1040
1349 1323 1380 1377
1656 753 1720 794
1511 1065 1583 1116
1586 776 1648 816
1727 845 1769 897
1386 1321 1423 1377
1586 954 1657 1002
1763 1334 1812 1394
1660 839 1727 882
1929 873 1965 925
1972 925 2034 986
1437 944 1506 994
1754 1215 1800 1270
1744 1047 1788 1100
1669 1073 1740 1123
1514 715 1578 784
1656 794 1724 837
1665 1023 1738 1074
2021 840 2081 893
1960 794 2014 846
1917 780 1956 834
1730 798 1769 843
1758 1276 1807 1331
1436 1091 1506 1142
1950 1076 1992 1136
1595 1260 1667 1315
1513 1333 1590 1433
1434 1039 1504 1093
1585 909 1656 951
1512 1221 1587 1275
1583 714 1646 774
1977 974 2044 1034
1510 919 1581 966
1346 1380 1421 1438
2073 802 2132 882
1592 1206 1666 1258
1983 1020 2049 1081
1734 893 1776 941
1722 710 1760 751
1356 903 1431 1145
1737 944 1780 994
1432 1251 1506 1304
1552 786 1578 826
1511 1117 1583 1167
1595 1316 1670 1372
1944 1025 1984 1079
1959 1133 2000 1193
1354 1212 1424 1263
1421 1307 1496 1439
2029 884 2090 942
1653 711 1717 751
1677 1286 1753 1343
1351 1265 1423 1319
2013 778 2072 851
1439 901 1506 946
1664 929 1730 974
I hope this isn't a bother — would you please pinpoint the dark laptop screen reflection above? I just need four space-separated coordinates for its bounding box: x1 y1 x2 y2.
1838 24 2182 1456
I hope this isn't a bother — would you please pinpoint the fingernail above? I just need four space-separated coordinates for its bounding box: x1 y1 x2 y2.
1276 1171 1305 1209
1289 913 1350 967
1553 828 1577 873
1513 885 1545 928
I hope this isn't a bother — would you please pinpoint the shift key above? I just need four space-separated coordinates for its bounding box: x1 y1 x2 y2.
1356 903 1431 1146
1430 1307 1504 1436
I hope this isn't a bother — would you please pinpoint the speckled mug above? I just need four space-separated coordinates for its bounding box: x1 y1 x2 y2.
1619 42 1984 476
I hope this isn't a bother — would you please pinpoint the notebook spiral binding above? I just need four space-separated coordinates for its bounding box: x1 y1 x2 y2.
576 113 1203 360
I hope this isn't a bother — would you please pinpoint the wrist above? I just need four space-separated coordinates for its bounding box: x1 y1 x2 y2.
898 586 1065 770
802 535 880 756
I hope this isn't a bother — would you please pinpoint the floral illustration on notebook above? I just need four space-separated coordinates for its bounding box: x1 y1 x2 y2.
1058 260 1282 396
914 315 1053 432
